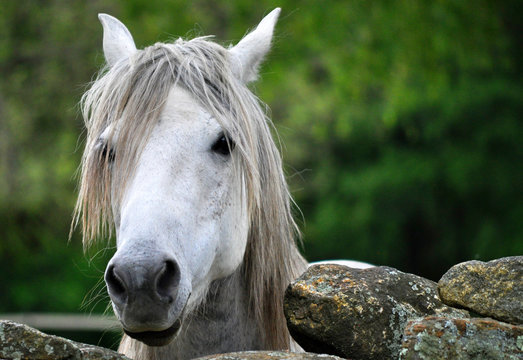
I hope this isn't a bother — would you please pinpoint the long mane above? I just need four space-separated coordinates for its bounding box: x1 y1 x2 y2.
73 37 306 349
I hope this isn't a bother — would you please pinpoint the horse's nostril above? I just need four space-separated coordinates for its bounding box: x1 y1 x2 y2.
106 264 127 297
156 259 180 300
105 256 180 307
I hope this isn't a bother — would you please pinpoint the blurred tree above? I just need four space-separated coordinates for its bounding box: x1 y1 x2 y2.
260 0 522 279
0 0 119 312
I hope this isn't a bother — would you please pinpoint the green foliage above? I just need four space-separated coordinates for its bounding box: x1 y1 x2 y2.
0 0 520 316
261 0 522 279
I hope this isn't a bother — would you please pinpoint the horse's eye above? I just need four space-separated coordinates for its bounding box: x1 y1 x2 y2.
100 143 116 163
212 134 235 156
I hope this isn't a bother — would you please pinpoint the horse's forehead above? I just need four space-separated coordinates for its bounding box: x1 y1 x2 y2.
158 86 219 134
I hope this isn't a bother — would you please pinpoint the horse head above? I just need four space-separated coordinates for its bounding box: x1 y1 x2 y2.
74 9 307 351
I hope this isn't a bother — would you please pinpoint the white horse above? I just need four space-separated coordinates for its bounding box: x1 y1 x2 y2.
73 8 370 360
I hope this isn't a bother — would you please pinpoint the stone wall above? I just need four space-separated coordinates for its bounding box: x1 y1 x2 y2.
1 256 521 359
285 256 523 359
0 320 130 360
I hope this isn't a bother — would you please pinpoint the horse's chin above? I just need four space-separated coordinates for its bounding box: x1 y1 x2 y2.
124 319 182 347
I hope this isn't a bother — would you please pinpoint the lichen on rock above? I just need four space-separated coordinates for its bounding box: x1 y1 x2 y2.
0 320 130 360
400 316 523 359
284 264 469 360
438 256 523 325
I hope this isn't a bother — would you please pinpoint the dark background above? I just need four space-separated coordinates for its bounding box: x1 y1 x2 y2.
0 0 521 347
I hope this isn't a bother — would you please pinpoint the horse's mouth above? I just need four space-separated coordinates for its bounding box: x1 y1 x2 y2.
124 319 182 347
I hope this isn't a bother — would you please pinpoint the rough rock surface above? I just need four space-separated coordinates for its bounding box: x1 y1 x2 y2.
438 256 523 325
399 316 523 359
284 264 469 360
195 350 345 359
0 320 130 360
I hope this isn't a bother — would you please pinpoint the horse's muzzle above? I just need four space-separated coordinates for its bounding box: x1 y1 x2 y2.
105 252 189 345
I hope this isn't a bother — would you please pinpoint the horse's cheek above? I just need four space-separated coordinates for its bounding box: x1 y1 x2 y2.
212 199 249 278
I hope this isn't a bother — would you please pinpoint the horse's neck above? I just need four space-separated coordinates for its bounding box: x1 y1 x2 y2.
118 268 263 360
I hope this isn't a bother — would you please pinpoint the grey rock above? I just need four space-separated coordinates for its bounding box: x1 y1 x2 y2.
399 316 523 359
284 264 469 360
195 350 345 359
438 256 523 325
0 320 130 360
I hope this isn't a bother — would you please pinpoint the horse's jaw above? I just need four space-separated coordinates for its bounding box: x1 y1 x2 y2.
113 264 240 348
118 278 219 347
123 317 183 347
110 279 191 347
124 321 180 347
118 269 264 359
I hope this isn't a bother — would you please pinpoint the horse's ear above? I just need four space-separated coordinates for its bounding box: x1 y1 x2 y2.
229 8 281 83
98 14 137 67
